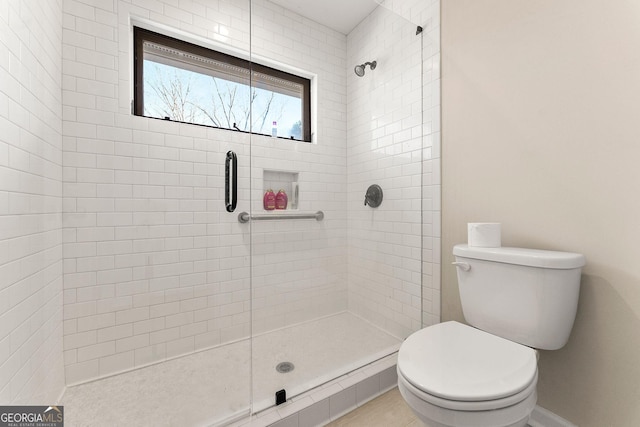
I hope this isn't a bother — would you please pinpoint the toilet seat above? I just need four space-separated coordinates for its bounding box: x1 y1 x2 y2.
397 370 537 427
398 367 538 411
397 321 538 405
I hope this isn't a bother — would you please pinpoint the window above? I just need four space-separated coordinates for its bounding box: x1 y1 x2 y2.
133 27 312 142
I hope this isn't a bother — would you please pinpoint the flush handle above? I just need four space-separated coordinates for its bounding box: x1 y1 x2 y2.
452 262 471 272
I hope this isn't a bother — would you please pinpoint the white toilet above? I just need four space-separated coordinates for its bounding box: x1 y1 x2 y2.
397 244 585 427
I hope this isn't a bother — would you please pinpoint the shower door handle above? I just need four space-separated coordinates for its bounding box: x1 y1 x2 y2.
225 151 238 213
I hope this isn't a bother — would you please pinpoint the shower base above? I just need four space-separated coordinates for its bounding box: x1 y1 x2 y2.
61 312 400 426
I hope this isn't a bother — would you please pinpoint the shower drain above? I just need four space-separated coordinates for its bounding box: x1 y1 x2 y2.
276 362 295 373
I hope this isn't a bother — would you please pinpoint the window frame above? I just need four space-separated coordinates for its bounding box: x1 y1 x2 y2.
133 27 312 142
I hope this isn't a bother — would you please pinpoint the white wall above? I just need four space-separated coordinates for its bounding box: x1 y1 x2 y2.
0 0 441 397
346 0 441 338
248 0 349 334
0 0 66 404
419 0 441 330
346 9 424 338
442 1 640 425
61 0 349 384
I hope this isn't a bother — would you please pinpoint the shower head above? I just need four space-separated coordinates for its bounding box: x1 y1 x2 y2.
354 60 377 77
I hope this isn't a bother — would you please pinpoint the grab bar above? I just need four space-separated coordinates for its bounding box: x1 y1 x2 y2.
238 211 324 223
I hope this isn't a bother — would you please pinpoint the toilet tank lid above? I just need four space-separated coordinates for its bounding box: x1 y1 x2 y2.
453 244 585 269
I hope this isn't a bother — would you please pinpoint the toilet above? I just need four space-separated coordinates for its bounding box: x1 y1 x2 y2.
397 244 585 427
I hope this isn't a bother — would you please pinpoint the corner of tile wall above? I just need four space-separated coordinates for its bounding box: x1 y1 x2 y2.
346 0 442 336
0 0 66 404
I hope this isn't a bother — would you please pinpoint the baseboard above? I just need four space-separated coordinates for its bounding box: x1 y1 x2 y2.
529 405 576 427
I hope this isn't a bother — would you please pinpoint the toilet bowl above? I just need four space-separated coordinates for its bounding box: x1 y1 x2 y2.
397 321 538 427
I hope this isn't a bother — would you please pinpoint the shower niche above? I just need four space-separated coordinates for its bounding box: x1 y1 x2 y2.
263 170 299 210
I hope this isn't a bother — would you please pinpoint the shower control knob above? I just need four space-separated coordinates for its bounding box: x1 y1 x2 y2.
364 184 383 208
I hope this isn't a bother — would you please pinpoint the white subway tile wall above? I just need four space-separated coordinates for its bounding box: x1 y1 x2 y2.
378 0 441 330
0 0 66 403
421 0 441 328
346 2 438 339
0 0 441 411
248 0 349 335
61 0 351 383
372 0 442 328
0 0 441 399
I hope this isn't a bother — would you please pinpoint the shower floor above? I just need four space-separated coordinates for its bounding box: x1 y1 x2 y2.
61 312 400 427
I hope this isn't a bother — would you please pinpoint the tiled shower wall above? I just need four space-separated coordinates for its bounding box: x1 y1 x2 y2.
378 0 441 328
346 9 423 339
346 0 441 338
0 0 66 403
376 0 441 328
417 0 441 328
61 0 348 384
0 0 440 403
248 0 348 335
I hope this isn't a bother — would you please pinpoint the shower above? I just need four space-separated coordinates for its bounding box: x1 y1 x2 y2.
36 0 436 425
354 60 377 76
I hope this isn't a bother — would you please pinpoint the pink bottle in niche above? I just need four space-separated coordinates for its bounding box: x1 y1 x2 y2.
263 189 276 210
275 189 288 210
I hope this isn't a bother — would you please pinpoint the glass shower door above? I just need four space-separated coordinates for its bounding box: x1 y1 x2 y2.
247 0 425 414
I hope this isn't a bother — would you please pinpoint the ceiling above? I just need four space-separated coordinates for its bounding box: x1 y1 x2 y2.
268 0 381 35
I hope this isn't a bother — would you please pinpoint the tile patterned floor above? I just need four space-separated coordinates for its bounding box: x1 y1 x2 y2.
61 340 250 427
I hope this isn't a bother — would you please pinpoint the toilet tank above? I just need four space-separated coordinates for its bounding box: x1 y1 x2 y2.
453 244 585 350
